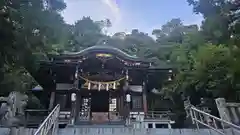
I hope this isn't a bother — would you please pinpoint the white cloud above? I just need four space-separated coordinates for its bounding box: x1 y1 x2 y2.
62 1 203 35
62 0 128 34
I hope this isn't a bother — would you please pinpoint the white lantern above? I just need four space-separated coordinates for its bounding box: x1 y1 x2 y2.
71 93 76 102
126 94 131 102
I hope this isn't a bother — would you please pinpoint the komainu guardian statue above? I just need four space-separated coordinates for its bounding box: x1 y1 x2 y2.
0 91 28 135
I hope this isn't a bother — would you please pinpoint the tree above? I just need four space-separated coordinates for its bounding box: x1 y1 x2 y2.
187 0 239 44
64 17 109 52
123 29 156 57
152 19 203 60
183 0 240 98
152 18 184 45
0 0 67 94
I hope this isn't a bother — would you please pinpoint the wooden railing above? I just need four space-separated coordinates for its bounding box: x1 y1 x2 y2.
185 99 240 135
59 111 71 123
33 104 60 135
77 111 124 121
78 110 90 121
25 109 49 127
25 110 70 126
25 109 174 127
145 111 173 120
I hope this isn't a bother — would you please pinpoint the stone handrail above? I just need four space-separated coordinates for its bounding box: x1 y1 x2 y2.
185 100 240 135
34 104 60 135
0 92 28 127
215 98 240 125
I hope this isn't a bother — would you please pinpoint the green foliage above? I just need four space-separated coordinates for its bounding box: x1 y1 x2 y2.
0 0 67 94
0 0 240 103
159 0 240 101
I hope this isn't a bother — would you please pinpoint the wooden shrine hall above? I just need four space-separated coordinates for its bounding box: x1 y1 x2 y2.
30 45 173 125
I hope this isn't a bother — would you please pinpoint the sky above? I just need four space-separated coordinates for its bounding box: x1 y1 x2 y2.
62 0 203 35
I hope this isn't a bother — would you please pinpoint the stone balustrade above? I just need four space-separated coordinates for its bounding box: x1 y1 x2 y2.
215 98 240 125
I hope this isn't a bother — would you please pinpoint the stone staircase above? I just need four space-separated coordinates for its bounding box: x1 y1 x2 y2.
74 120 125 126
5 99 240 135
0 127 234 135
57 128 229 135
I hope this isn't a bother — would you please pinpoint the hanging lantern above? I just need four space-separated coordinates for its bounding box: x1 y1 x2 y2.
169 69 172 73
71 93 76 102
88 82 91 90
168 76 172 81
106 84 109 91
126 94 131 102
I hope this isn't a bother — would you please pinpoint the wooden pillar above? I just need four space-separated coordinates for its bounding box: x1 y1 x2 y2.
75 91 81 122
119 94 124 116
142 82 147 114
49 91 56 110
71 64 79 124
117 96 120 113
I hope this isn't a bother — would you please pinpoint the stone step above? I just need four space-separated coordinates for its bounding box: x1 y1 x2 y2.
0 128 236 135
57 128 233 135
74 120 125 125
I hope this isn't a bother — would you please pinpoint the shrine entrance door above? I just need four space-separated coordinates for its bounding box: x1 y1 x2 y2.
90 90 109 123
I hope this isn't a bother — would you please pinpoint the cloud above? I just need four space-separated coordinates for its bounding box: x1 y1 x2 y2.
62 0 203 35
62 0 127 34
101 0 121 19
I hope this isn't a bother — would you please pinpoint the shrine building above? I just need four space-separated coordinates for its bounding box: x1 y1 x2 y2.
30 45 173 126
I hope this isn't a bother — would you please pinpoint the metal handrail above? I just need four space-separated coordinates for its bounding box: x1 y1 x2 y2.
186 105 240 135
34 104 60 135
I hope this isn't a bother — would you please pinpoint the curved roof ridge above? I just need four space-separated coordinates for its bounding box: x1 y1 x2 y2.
63 45 139 59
